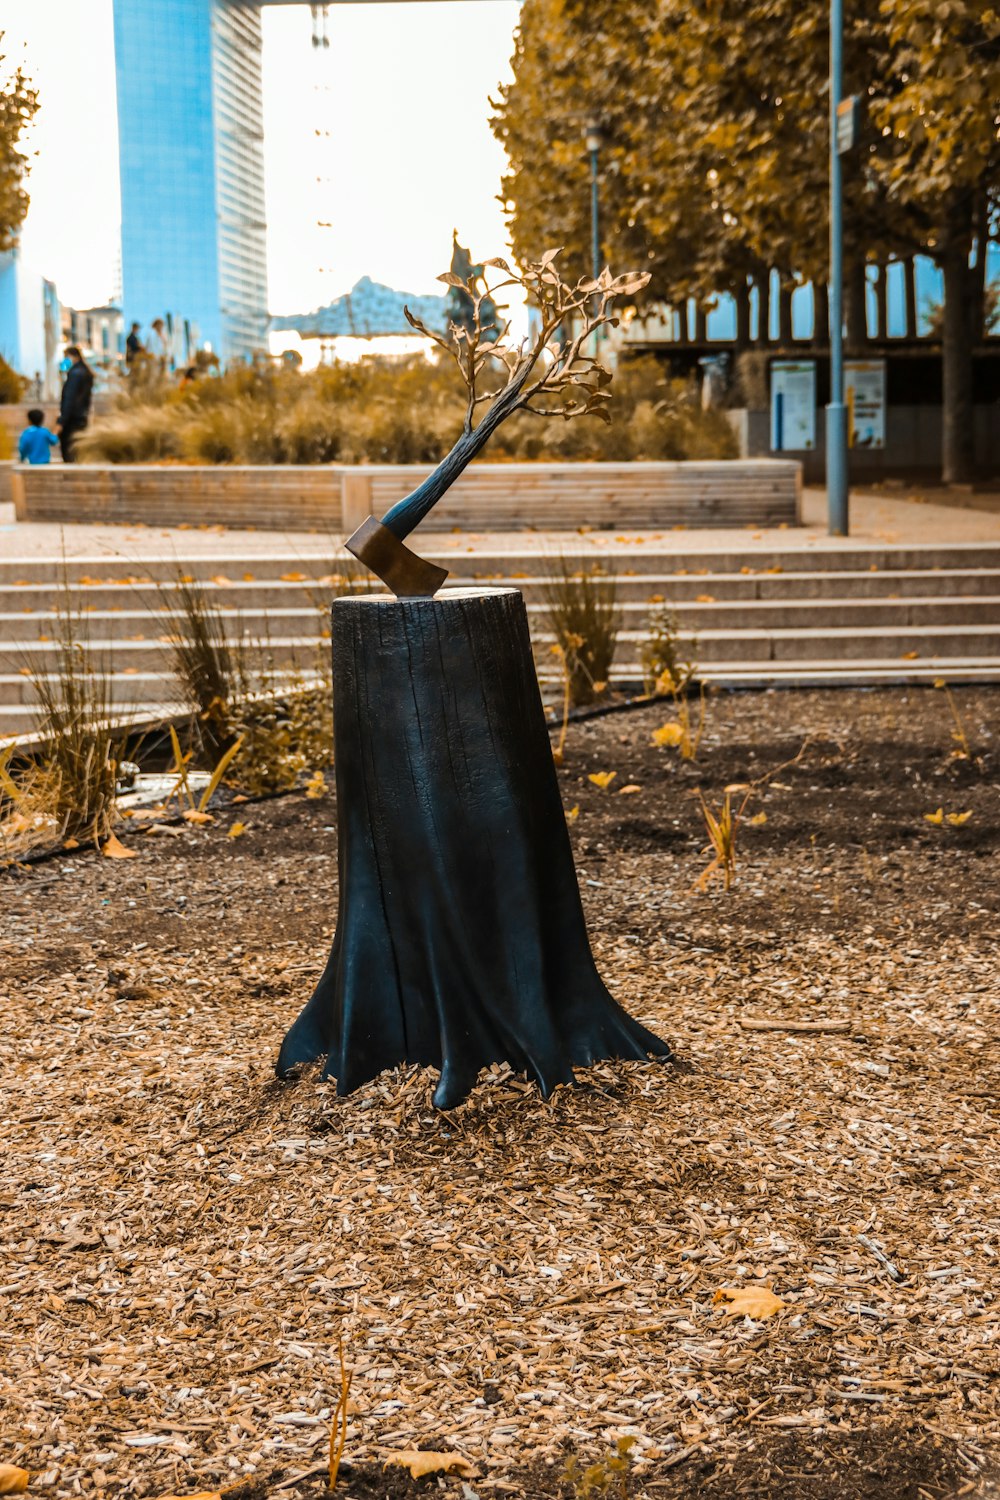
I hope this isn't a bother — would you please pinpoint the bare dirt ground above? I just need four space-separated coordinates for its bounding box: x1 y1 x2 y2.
2 686 998 1500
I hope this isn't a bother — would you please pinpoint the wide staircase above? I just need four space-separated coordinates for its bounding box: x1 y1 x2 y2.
2 540 1000 740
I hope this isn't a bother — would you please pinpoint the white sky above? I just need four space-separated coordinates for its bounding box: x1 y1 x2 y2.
1 0 521 314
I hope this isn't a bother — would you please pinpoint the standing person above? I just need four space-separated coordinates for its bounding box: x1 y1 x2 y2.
17 408 59 464
149 317 171 372
125 322 144 366
56 346 94 463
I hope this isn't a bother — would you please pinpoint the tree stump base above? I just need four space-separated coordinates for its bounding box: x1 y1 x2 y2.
277 587 670 1108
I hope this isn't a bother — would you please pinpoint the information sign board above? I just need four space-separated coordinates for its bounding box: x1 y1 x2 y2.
845 359 886 449
770 360 817 451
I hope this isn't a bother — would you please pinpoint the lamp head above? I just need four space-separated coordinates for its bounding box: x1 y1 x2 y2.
585 119 602 153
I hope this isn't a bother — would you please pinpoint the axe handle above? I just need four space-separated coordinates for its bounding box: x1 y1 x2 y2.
381 370 530 538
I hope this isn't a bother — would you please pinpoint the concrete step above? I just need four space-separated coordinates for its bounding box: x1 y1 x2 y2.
4 621 1000 695
4 541 1000 584
3 567 1000 615
3 596 999 648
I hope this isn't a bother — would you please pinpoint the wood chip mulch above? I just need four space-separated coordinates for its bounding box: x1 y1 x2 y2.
2 687 998 1500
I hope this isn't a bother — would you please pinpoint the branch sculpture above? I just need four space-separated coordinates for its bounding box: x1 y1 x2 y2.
345 251 650 595
278 251 670 1110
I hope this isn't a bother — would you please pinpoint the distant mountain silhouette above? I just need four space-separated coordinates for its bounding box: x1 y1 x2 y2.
270 276 449 338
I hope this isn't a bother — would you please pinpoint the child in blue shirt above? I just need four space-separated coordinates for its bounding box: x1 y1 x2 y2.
18 408 59 464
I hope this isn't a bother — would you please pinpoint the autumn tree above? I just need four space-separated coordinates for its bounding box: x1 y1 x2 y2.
0 37 39 249
493 0 1000 479
869 0 1000 481
491 0 898 343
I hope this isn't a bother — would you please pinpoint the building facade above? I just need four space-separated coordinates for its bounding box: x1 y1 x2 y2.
0 250 63 398
113 0 271 364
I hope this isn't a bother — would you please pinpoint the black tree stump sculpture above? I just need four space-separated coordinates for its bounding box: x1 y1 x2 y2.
277 587 670 1108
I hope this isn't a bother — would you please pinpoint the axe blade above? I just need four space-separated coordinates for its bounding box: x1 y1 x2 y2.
345 516 449 599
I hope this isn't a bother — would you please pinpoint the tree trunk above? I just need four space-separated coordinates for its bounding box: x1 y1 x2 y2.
813 281 830 346
874 264 888 343
756 270 771 345
941 243 976 485
777 283 793 345
970 193 989 345
277 588 670 1109
693 303 708 344
845 260 868 350
734 280 752 350
904 256 918 340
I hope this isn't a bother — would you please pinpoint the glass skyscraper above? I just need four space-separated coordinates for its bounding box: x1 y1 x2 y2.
113 0 271 362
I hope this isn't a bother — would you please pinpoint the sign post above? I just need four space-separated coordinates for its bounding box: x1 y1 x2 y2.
826 0 849 535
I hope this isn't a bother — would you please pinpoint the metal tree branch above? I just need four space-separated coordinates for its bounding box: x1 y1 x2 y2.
345 251 650 595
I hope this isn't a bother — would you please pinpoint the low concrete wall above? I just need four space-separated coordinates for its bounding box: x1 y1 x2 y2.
12 458 801 533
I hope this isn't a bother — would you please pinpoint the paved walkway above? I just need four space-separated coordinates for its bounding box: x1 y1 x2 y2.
3 483 1000 563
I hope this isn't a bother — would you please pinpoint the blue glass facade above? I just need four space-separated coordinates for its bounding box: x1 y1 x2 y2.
113 0 269 362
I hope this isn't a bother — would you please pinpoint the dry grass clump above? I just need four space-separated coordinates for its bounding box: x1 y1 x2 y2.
77 354 737 466
1 621 127 856
544 562 620 709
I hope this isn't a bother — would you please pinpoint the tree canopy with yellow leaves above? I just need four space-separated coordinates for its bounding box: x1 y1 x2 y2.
0 35 38 251
492 0 1000 480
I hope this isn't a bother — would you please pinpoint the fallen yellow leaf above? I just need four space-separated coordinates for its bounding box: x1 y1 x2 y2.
713 1285 785 1320
696 593 716 603
383 1451 473 1481
101 832 137 860
146 823 183 837
182 809 214 826
281 571 307 582
749 811 768 825
156 1492 221 1500
587 770 617 790
566 805 579 822
924 808 944 825
947 810 972 825
619 784 642 795
0 1466 29 1495
652 723 684 748
900 650 920 660
305 770 327 799
227 821 248 839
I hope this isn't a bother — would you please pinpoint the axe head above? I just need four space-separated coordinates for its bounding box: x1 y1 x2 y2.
345 516 449 599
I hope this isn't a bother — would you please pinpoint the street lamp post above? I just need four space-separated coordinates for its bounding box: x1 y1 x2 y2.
826 0 849 535
585 119 602 290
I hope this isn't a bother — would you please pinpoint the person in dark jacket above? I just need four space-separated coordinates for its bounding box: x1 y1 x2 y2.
57 347 94 463
125 322 144 365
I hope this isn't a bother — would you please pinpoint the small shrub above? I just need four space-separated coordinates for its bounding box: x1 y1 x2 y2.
543 562 620 708
641 603 697 696
0 353 27 404
162 576 238 760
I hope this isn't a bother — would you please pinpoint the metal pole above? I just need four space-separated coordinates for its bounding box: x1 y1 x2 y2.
826 0 849 535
